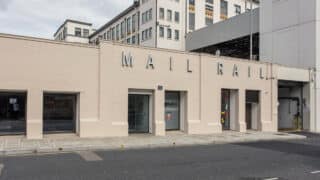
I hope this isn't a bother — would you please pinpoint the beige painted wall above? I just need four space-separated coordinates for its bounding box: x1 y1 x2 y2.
0 34 312 139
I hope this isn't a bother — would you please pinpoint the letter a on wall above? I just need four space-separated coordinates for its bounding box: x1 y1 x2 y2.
146 55 155 69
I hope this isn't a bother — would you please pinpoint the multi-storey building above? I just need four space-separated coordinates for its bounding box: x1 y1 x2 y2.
54 19 95 44
85 0 259 50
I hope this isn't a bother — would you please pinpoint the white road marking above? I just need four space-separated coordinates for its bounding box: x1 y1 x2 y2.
264 178 279 180
77 151 103 162
0 164 4 176
310 170 320 174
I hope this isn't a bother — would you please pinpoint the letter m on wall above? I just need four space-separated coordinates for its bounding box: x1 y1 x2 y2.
122 52 133 67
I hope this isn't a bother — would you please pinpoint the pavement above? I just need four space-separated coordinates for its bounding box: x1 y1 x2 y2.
0 132 318 180
0 131 305 156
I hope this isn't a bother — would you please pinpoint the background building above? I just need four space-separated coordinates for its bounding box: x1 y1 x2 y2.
54 0 259 50
259 0 319 132
186 0 319 133
54 19 95 44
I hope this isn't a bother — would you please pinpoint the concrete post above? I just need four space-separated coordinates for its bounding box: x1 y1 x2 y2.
153 89 165 136
236 89 247 132
26 89 43 139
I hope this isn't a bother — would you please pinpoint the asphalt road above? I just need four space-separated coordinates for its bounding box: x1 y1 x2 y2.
0 132 320 180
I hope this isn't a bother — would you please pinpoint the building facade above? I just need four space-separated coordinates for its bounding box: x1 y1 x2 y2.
0 33 313 139
54 19 95 44
259 0 320 132
55 0 258 50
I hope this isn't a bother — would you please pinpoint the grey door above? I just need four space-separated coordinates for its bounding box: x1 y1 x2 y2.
128 94 150 133
165 92 180 130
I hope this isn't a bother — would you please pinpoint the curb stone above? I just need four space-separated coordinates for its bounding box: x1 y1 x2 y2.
0 135 306 157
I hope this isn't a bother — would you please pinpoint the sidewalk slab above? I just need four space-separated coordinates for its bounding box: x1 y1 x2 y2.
0 131 306 156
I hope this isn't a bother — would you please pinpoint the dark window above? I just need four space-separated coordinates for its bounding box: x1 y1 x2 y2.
235 4 241 15
220 0 228 20
43 93 77 133
159 8 165 19
83 29 90 37
0 92 26 135
189 13 195 30
75 28 81 37
159 26 164 37
175 12 180 23
167 28 172 39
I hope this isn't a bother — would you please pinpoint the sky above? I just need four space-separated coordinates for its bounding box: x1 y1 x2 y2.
0 0 132 39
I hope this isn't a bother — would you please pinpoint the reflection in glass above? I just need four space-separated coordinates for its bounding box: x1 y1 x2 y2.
165 92 180 130
221 89 230 130
43 94 76 133
0 92 26 135
128 94 149 133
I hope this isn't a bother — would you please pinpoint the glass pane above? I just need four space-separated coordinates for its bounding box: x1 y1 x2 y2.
43 94 76 133
0 92 26 134
221 90 230 130
128 94 149 133
165 92 180 130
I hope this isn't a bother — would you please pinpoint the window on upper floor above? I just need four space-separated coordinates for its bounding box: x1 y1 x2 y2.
116 24 120 40
107 30 111 40
205 4 214 25
235 4 241 15
167 28 172 39
83 29 90 38
121 21 125 38
111 27 115 40
75 28 81 37
132 35 136 44
127 17 132 35
189 13 195 30
220 0 228 20
149 27 152 39
148 9 152 21
167 9 172 21
63 27 67 39
175 12 180 23
141 28 152 41
159 8 165 20
174 30 179 41
142 9 152 24
189 0 195 13
159 26 164 38
206 0 213 4
132 14 136 33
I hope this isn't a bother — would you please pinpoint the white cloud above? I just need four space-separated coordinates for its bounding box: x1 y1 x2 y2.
0 0 132 38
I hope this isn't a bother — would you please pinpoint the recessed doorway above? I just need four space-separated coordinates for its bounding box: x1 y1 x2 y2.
221 89 238 131
245 90 260 130
128 94 150 133
0 92 26 135
165 92 180 131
